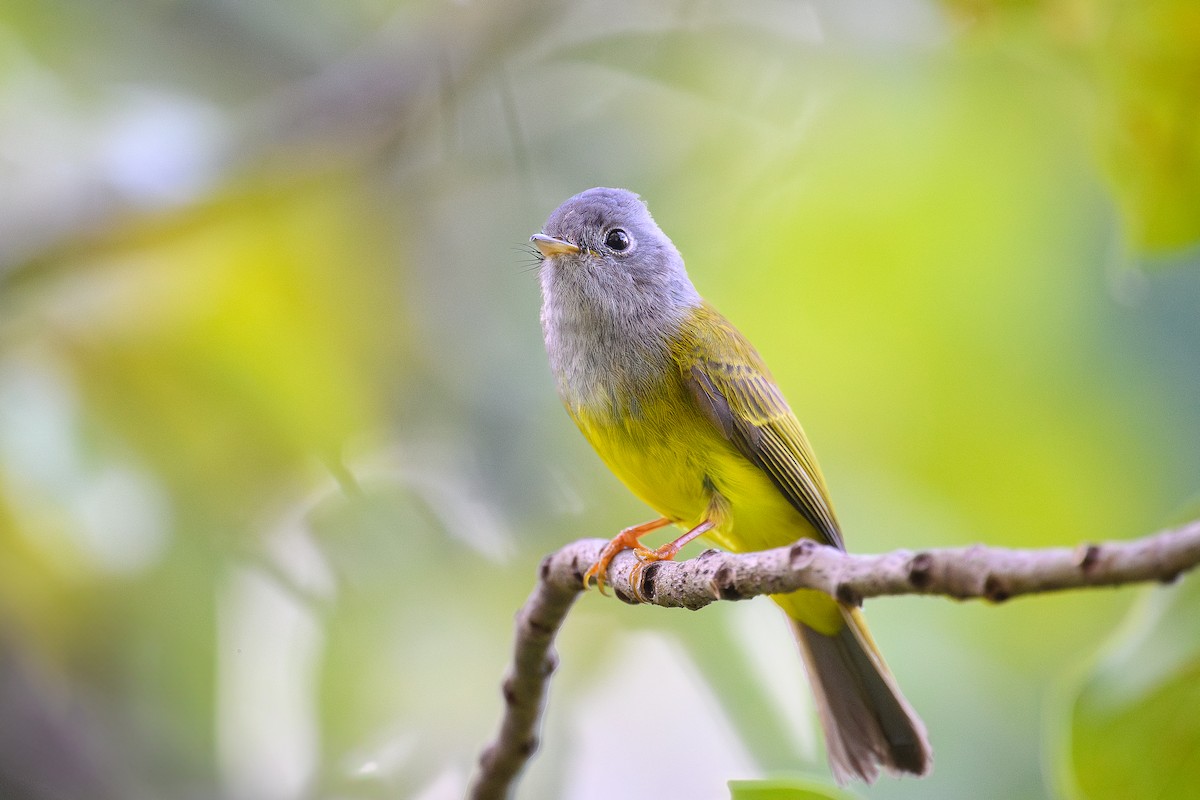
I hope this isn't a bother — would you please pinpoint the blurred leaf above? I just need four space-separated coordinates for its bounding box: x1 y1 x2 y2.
940 0 1200 253
729 776 859 800
1097 0 1200 253
1058 576 1200 798
666 597 816 771
20 174 406 523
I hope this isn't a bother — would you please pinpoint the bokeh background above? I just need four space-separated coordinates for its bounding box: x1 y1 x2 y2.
2 1 1199 798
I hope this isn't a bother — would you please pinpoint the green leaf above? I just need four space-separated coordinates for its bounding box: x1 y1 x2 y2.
728 776 860 800
1057 575 1200 799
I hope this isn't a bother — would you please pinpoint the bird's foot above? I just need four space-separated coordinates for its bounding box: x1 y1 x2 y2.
582 518 672 594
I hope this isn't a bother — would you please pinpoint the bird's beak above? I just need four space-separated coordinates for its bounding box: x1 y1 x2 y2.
530 234 581 257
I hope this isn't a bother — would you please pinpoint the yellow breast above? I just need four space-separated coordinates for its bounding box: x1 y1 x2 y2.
569 373 818 555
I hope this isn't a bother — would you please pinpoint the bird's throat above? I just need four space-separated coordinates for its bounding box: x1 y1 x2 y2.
541 291 683 417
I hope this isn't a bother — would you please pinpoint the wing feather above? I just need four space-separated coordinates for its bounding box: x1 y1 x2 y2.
679 303 844 550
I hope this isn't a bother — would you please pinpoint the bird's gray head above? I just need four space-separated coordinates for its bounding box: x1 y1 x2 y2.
532 187 700 323
531 188 701 407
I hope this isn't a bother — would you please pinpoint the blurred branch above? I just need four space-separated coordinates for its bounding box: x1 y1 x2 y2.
469 518 1200 799
0 0 559 277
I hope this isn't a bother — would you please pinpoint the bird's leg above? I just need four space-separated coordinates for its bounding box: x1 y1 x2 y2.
583 517 673 593
636 519 716 563
623 518 718 603
636 490 728 563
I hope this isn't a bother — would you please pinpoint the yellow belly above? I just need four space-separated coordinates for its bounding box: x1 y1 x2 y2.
571 382 842 634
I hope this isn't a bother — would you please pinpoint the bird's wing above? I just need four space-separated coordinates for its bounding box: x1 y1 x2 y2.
677 302 844 550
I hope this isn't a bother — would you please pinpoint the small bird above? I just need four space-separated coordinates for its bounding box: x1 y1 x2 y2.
531 187 931 784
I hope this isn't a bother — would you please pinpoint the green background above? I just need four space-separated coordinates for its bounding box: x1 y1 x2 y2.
1 1 1198 798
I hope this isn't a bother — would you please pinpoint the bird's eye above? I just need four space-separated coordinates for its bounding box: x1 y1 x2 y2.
604 229 631 252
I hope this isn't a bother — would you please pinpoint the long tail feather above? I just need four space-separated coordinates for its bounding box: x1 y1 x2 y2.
791 608 932 784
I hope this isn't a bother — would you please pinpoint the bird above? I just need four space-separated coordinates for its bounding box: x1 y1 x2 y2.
530 186 932 784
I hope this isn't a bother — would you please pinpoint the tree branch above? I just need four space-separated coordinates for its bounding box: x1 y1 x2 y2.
467 519 1200 799
467 549 592 800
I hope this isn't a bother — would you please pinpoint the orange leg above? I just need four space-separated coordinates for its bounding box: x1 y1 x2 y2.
637 518 716 563
625 519 718 603
583 518 672 592
583 517 722 594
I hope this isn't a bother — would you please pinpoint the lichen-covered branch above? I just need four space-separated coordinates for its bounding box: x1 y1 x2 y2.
601 518 1200 608
468 519 1200 799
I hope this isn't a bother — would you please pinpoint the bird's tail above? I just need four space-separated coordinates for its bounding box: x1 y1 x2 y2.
788 606 932 784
